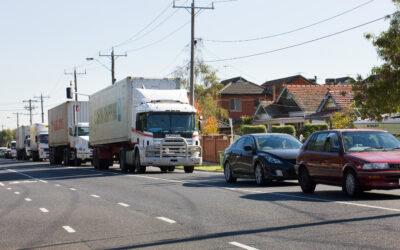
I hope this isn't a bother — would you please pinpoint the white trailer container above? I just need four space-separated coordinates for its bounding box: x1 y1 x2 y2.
16 126 30 160
89 77 202 173
30 123 49 161
48 101 92 166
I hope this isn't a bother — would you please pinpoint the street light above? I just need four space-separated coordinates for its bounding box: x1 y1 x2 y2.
86 57 111 72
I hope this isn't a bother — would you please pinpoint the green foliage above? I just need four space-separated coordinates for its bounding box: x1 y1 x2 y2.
242 125 267 135
353 2 400 121
241 116 253 125
0 129 16 147
330 105 357 129
303 123 329 139
271 125 296 136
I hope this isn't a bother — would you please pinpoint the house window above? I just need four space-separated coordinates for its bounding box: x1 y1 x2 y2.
230 99 241 111
254 98 260 107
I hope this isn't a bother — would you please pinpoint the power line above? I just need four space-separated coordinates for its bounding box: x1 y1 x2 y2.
204 0 376 43
205 13 392 63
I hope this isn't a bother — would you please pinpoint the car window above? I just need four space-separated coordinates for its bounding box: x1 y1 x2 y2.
306 134 317 151
235 138 246 150
308 133 328 152
325 133 340 153
243 137 255 149
343 131 400 152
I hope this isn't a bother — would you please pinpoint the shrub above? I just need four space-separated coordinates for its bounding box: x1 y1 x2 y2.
271 125 296 136
242 125 267 135
303 123 329 139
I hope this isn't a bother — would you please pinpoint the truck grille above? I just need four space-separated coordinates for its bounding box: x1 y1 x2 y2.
145 137 201 158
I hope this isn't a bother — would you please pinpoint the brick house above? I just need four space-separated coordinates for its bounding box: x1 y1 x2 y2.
253 84 355 132
262 75 315 100
218 77 272 122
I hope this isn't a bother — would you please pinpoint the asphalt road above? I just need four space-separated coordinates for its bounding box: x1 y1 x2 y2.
2 159 400 250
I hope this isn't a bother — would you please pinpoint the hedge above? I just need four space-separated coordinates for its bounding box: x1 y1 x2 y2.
271 125 296 136
242 125 267 135
303 123 329 139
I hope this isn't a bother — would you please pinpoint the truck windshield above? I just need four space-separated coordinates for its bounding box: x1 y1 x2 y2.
11 142 16 149
39 134 48 144
78 127 89 136
146 113 196 133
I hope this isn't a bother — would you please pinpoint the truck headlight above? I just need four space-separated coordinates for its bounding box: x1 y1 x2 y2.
362 163 389 169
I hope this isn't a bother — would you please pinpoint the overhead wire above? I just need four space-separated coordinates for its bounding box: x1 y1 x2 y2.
203 0 376 43
205 13 392 63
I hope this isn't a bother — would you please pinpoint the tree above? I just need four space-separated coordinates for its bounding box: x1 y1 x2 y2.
353 1 400 121
0 129 16 147
330 105 357 129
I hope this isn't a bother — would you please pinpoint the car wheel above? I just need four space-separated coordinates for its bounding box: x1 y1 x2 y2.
168 166 175 172
343 170 361 197
255 162 270 185
224 162 237 183
184 166 194 173
298 167 316 193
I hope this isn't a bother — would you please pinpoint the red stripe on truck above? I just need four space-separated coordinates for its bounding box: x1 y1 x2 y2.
131 128 153 138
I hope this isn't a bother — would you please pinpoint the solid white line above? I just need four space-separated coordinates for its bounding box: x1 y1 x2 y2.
3 168 47 183
25 198 32 201
69 188 77 191
40 208 49 213
14 191 20 195
10 181 20 184
23 180 37 183
62 226 76 233
118 202 130 207
91 194 100 198
39 180 48 183
129 175 400 213
156 216 176 224
229 241 259 250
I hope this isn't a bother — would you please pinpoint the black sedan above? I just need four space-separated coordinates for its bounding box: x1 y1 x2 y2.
223 133 302 185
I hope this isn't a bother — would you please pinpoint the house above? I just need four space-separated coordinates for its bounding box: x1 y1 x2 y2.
325 77 354 85
218 77 272 122
253 84 354 132
262 75 315 100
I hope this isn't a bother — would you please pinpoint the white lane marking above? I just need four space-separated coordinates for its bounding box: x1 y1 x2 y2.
229 241 259 250
7 187 11 190
10 181 20 184
118 202 130 207
39 180 48 183
0 182 4 186
25 198 32 201
91 194 100 198
62 226 76 233
55 184 61 187
40 208 49 213
3 168 47 183
130 175 400 213
156 217 176 224
14 191 20 195
69 188 77 191
23 180 38 183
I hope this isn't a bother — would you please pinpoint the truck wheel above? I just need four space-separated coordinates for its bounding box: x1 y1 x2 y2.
63 149 70 166
120 149 128 172
74 157 81 166
184 166 194 173
135 150 146 174
160 166 168 172
168 166 175 172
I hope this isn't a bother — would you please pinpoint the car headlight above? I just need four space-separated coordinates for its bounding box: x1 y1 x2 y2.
264 156 283 164
362 163 389 170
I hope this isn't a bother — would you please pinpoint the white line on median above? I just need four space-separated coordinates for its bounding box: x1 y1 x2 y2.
91 194 100 198
69 188 77 191
118 202 130 207
156 217 176 224
62 226 76 233
25 198 32 201
14 191 20 195
40 208 49 213
229 241 259 250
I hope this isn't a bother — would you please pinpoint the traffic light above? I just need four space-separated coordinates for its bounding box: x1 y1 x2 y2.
66 87 72 99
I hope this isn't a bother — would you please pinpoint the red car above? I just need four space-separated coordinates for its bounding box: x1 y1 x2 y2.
296 129 400 197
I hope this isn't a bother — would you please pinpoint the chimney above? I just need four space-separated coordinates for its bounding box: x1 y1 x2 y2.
314 76 317 84
272 85 276 101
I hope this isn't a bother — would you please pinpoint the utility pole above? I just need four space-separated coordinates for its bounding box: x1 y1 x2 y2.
23 99 38 125
34 93 50 123
65 68 86 102
99 48 127 84
12 112 22 127
173 0 214 106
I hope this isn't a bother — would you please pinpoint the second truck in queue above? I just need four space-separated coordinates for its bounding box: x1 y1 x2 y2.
48 101 92 166
89 77 202 173
30 123 49 161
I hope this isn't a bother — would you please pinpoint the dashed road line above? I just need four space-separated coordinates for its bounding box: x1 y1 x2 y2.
0 182 4 187
62 226 76 233
156 217 176 224
10 181 20 184
229 241 259 250
118 202 130 207
2 168 48 183
7 187 11 190
14 191 20 195
25 198 32 202
39 180 48 183
91 194 100 198
55 184 61 187
40 208 49 213
69 188 77 191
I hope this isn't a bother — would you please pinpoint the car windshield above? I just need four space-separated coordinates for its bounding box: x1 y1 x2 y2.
256 134 302 150
342 131 400 152
78 127 89 136
39 134 48 144
146 113 195 133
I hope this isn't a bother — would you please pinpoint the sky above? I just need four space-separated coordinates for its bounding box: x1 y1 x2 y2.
0 0 396 129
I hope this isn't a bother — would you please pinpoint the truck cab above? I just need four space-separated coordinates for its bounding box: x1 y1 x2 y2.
24 137 31 160
37 133 49 160
68 122 92 164
10 141 16 159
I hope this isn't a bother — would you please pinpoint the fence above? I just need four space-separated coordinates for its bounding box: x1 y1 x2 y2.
200 134 238 163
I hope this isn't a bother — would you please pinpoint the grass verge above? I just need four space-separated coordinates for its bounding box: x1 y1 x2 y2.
176 165 223 172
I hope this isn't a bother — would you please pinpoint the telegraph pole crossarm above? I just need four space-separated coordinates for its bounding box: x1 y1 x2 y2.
23 99 39 125
99 47 127 84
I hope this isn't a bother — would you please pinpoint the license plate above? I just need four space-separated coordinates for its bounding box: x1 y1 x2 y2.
276 170 283 176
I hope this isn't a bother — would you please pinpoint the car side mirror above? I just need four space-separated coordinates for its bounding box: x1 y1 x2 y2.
244 145 253 151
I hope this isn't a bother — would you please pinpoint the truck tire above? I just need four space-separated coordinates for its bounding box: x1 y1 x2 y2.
168 166 175 172
93 154 100 169
73 150 81 166
63 149 70 166
184 166 194 173
135 150 146 174
160 166 168 172
120 149 128 172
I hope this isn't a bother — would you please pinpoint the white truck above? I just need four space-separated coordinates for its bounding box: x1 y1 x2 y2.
30 123 49 161
89 77 202 173
16 126 31 160
48 101 92 166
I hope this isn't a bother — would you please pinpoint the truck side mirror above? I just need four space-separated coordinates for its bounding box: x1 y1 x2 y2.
69 127 73 136
66 87 72 99
198 120 203 131
136 120 142 131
